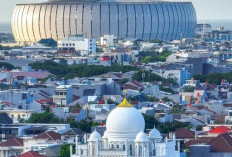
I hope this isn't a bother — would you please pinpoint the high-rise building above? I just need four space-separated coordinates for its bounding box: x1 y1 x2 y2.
11 0 197 44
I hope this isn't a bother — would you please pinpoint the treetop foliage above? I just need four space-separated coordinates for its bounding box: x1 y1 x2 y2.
29 60 136 79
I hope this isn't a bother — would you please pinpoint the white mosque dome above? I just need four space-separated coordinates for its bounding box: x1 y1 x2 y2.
89 130 102 141
149 126 162 139
106 98 145 141
135 131 149 142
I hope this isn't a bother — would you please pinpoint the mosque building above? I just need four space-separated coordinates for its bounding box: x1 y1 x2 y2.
70 97 180 157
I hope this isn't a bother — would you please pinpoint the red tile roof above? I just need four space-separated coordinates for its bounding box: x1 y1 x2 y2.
19 151 45 157
208 134 232 152
174 128 195 139
33 131 61 141
209 126 231 134
71 108 81 114
0 137 23 147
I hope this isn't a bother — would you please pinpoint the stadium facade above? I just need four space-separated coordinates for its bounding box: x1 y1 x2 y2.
11 0 197 43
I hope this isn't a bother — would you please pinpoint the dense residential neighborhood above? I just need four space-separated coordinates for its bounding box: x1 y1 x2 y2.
0 0 232 157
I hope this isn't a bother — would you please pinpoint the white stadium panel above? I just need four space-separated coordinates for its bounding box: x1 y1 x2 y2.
142 4 151 40
171 3 179 40
44 5 52 39
101 4 110 37
184 3 190 38
18 5 25 41
126 5 136 38
33 5 42 41
22 5 30 41
118 5 127 39
92 4 101 39
50 5 58 40
109 4 118 37
180 3 187 38
76 5 83 35
70 5 77 35
134 5 143 39
176 3 183 40
39 5 47 40
12 6 20 41
167 4 174 40
57 5 65 40
162 4 170 41
64 5 71 38
156 4 164 40
150 4 159 40
83 4 92 38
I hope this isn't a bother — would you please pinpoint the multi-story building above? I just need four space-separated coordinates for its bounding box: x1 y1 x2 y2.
53 85 73 106
58 35 96 55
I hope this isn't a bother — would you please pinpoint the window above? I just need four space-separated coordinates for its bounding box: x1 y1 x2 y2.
123 145 125 150
112 144 114 149
117 145 119 149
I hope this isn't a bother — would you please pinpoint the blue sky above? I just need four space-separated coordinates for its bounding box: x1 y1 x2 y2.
0 0 231 22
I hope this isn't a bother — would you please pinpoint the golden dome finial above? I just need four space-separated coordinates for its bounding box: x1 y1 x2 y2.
118 89 132 108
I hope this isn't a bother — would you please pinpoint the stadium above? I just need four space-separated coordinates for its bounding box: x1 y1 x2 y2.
11 0 197 43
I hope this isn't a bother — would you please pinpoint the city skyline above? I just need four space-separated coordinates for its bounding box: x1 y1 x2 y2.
0 0 232 23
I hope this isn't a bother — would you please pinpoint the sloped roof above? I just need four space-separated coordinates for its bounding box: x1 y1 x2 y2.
0 113 13 124
208 134 232 152
174 128 195 139
62 128 84 136
209 126 231 134
71 108 81 114
0 137 23 147
19 151 45 157
33 131 61 141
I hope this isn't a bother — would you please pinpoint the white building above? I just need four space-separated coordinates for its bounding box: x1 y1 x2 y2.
53 85 73 106
58 35 96 56
0 109 34 123
71 98 180 157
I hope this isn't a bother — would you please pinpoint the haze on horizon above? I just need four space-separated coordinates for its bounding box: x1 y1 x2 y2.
0 0 231 23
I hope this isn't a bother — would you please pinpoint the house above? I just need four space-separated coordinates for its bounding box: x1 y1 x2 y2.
61 128 85 144
190 134 232 157
53 85 73 106
24 131 62 152
68 108 86 122
0 109 34 123
173 128 195 142
0 137 24 157
208 126 231 136
19 150 46 157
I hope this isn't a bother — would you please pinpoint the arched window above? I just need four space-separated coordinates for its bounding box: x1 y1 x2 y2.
123 145 125 150
139 146 142 156
92 145 95 155
117 145 119 149
129 145 132 155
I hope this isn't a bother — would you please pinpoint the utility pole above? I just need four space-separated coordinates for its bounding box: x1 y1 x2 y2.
10 76 13 109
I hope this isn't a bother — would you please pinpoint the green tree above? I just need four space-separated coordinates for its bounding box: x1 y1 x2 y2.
169 105 183 114
25 112 64 124
0 62 15 70
162 97 172 102
132 71 162 82
29 61 136 79
60 144 75 157
119 78 129 85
